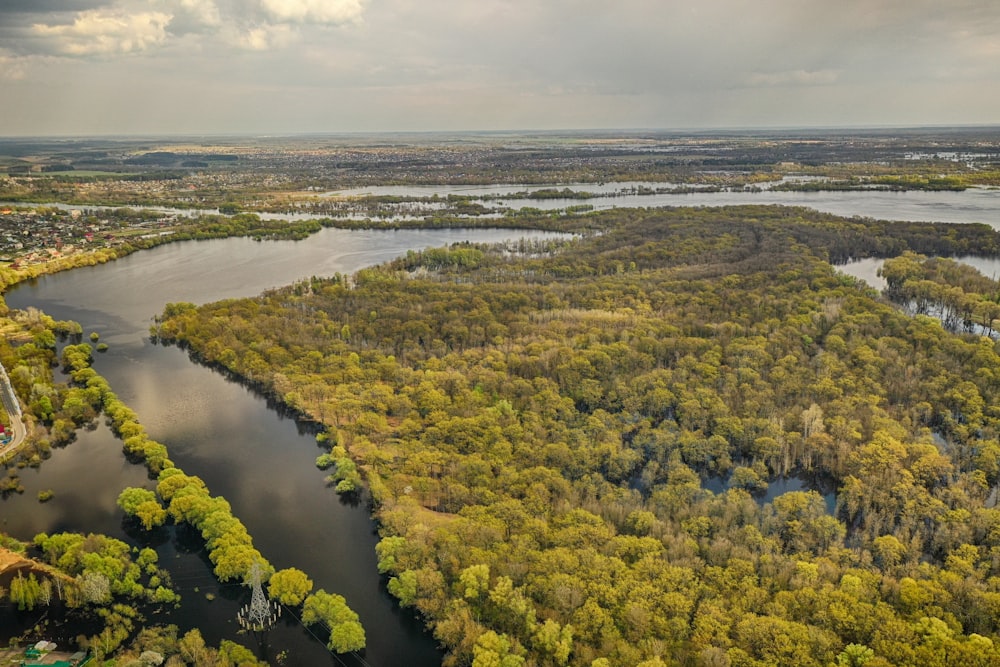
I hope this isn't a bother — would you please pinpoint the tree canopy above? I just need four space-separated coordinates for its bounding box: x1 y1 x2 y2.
152 206 1000 665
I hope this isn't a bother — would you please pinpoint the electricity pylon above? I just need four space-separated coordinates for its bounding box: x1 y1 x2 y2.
237 562 281 633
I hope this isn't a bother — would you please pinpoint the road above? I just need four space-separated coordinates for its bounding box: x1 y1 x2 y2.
0 361 26 460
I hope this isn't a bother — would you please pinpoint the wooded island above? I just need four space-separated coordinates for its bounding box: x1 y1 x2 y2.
150 205 1000 666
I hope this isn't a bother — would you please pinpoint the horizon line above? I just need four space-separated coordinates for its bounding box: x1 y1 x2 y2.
3 123 1000 142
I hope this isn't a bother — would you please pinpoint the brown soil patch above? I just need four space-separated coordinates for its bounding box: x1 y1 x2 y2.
0 546 71 583
0 546 32 576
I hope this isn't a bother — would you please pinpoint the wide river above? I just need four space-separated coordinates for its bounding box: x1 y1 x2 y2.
329 183 1000 227
1 227 567 666
11 182 1000 227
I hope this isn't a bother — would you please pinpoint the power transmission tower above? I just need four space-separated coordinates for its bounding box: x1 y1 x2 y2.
237 562 281 633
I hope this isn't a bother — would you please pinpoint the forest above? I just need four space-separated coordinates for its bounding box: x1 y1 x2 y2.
147 205 1000 666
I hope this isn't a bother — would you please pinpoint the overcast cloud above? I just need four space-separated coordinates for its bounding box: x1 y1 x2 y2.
1 0 998 135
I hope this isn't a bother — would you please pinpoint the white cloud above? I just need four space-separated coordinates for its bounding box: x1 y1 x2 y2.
21 0 367 58
32 8 171 56
260 0 366 25
230 23 295 51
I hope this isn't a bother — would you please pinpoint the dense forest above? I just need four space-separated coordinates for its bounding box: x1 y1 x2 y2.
149 205 1000 666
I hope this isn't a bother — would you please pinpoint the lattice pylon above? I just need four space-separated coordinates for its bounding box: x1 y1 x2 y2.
238 561 281 633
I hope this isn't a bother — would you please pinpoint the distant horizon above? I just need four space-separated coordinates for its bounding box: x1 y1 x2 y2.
2 3 999 137
4 123 1000 143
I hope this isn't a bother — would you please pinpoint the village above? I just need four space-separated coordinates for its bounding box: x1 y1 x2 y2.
0 206 172 267
0 643 90 667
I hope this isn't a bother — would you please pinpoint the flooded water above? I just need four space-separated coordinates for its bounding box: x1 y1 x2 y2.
703 473 838 514
836 257 888 291
328 184 1000 226
10 184 1000 226
837 255 1000 293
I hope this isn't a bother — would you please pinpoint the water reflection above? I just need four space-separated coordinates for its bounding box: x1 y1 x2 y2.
1 421 153 538
10 184 1000 225
4 228 566 665
703 472 838 515
836 257 887 292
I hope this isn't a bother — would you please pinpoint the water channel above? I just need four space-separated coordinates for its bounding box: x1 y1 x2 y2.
1 227 567 666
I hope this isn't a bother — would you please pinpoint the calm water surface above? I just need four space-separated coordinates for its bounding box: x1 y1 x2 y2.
330 184 1000 226
837 255 1000 292
2 227 566 666
11 184 1000 226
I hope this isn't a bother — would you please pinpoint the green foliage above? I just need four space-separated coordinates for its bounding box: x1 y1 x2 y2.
155 467 270 583
837 643 875 667
9 571 43 610
117 487 167 531
32 530 175 607
153 206 1000 665
332 465 362 494
459 563 490 600
116 623 265 665
387 570 418 608
473 631 525 667
302 589 367 652
219 639 264 664
268 567 313 606
11 529 180 657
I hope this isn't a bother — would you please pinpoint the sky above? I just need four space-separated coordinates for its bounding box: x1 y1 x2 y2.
1 0 999 136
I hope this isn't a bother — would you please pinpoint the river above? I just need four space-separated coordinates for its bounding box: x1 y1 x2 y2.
1 227 566 666
327 183 1000 227
9 182 1000 226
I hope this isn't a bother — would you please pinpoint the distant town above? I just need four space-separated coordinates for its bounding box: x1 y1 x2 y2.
0 205 175 267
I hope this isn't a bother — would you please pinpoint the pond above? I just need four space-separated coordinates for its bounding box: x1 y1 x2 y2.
702 472 838 515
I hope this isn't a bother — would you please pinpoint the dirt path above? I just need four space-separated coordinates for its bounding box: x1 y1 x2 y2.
0 546 71 584
0 546 34 577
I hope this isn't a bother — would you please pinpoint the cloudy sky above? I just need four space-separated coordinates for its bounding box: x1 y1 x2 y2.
1 0 999 136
